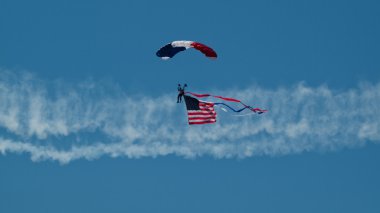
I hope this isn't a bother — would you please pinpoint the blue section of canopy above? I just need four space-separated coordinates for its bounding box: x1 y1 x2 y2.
156 44 186 58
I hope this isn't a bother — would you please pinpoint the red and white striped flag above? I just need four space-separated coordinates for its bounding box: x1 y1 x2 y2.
184 95 216 125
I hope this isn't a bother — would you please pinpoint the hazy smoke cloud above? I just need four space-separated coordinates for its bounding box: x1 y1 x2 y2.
0 70 379 164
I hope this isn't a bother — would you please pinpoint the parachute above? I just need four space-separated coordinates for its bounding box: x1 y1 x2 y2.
156 41 217 60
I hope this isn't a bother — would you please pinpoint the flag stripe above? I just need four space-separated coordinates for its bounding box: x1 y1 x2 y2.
189 115 216 118
189 120 216 125
189 118 216 121
188 110 216 114
188 118 216 122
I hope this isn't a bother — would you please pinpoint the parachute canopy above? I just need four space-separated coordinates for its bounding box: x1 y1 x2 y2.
156 41 217 60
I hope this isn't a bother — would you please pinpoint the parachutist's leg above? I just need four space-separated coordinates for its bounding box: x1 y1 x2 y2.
177 94 180 103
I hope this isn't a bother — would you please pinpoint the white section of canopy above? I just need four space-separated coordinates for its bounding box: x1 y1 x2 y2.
171 40 193 49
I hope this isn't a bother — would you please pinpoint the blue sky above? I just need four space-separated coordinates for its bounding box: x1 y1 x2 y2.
1 0 380 212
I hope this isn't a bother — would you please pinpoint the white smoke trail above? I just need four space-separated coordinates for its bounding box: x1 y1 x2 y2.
0 70 379 164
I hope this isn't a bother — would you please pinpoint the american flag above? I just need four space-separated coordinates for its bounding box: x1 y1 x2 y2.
184 95 216 125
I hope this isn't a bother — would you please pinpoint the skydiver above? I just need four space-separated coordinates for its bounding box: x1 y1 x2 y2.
177 83 187 103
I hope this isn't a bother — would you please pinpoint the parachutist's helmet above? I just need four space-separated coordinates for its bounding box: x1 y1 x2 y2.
184 84 187 87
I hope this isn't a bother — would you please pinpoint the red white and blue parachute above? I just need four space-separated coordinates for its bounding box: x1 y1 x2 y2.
156 41 217 60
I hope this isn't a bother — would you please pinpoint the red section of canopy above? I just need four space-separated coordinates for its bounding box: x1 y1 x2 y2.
191 42 217 58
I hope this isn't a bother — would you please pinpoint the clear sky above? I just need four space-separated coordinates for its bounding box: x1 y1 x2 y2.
1 0 380 212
